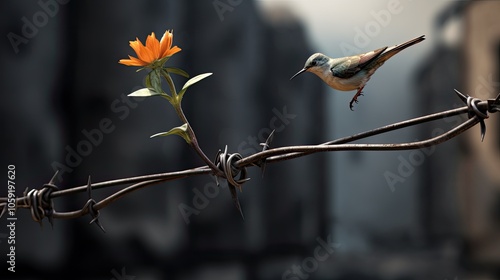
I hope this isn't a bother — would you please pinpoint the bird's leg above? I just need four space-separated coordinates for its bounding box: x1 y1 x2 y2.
349 87 364 111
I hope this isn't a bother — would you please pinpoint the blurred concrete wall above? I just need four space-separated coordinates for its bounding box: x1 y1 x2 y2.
461 0 500 268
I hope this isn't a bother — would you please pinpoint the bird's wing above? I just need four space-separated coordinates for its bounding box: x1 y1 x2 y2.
330 47 387 79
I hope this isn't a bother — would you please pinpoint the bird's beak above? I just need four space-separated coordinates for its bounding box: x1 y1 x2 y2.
290 68 307 80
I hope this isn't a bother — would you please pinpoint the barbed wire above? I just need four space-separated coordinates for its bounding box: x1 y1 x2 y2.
1 90 499 231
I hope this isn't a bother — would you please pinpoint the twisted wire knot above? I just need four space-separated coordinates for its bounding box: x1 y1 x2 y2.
212 131 275 220
454 89 490 141
22 170 59 227
214 146 250 219
466 96 488 120
214 145 249 191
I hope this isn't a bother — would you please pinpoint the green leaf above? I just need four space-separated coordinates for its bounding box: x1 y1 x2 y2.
150 68 163 95
150 123 191 143
181 73 213 91
177 72 213 102
128 88 161 97
165 67 189 78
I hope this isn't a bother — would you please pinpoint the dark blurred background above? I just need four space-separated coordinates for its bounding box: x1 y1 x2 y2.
1 0 499 279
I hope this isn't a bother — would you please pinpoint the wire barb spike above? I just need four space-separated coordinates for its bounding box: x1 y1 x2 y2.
488 92 500 113
259 129 275 176
454 88 467 103
85 176 106 233
49 170 60 185
229 185 244 221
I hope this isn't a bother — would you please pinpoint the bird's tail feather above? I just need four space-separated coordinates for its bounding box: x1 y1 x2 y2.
379 35 425 62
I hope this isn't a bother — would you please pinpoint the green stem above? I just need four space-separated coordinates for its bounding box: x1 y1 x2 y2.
161 71 221 176
173 102 223 176
162 69 177 96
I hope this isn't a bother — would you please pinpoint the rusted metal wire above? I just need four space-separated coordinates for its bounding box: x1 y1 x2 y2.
1 90 499 229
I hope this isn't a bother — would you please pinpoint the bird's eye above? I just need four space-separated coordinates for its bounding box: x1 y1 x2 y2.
310 60 316 66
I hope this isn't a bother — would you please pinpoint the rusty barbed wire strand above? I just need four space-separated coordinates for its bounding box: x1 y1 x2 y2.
236 116 479 168
0 91 499 227
0 166 212 228
257 105 471 165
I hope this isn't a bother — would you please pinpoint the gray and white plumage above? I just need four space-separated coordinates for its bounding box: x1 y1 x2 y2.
291 35 425 110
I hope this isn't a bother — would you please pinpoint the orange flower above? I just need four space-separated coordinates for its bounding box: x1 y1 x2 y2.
119 30 181 67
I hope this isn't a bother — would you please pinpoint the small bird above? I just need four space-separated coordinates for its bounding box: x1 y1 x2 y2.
290 35 425 110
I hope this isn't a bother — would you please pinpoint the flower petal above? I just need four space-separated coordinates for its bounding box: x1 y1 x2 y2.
130 38 153 64
129 38 144 57
135 44 153 64
146 32 161 60
119 55 147 66
159 30 173 57
164 45 182 57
